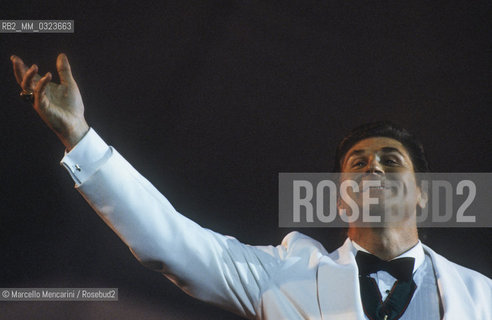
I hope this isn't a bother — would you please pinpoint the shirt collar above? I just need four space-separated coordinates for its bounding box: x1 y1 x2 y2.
350 239 425 274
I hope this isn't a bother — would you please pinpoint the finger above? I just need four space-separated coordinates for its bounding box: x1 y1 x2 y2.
34 72 52 108
21 64 39 91
11 55 29 86
56 53 75 85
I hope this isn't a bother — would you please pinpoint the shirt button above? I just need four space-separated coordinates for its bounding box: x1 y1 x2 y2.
75 164 81 171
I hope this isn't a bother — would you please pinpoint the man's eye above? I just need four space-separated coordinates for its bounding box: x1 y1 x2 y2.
384 159 398 165
352 161 366 168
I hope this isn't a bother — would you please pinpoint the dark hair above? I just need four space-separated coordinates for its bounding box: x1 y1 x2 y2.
333 121 429 172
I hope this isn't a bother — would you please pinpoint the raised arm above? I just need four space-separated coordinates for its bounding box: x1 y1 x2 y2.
11 54 284 319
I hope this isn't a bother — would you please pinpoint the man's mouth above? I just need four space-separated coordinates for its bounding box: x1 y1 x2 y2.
360 181 386 192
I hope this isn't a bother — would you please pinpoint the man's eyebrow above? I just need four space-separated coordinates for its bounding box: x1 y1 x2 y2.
345 149 365 160
344 147 406 162
380 147 405 157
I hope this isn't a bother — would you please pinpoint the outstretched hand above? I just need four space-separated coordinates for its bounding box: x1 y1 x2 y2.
11 53 89 150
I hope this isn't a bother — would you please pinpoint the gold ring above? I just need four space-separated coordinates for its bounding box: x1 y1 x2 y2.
20 89 34 104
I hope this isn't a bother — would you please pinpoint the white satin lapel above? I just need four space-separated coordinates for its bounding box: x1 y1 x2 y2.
423 244 476 320
317 238 365 320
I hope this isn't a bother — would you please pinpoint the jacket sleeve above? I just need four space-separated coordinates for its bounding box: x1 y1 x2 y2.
61 129 285 319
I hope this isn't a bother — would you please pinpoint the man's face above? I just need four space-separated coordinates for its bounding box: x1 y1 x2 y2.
338 137 426 226
341 137 415 174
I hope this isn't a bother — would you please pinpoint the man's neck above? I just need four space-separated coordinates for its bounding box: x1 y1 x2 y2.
348 226 419 260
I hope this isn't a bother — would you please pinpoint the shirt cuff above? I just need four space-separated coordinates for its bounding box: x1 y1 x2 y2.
60 128 112 186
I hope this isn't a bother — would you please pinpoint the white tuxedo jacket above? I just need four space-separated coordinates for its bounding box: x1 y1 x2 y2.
68 143 492 320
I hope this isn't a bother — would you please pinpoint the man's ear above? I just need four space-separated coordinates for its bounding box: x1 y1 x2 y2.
337 195 346 215
417 187 428 209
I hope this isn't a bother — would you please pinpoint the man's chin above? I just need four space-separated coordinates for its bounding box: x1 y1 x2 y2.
347 206 413 227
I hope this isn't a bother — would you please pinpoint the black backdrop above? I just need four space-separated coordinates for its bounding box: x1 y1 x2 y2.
1 1 491 319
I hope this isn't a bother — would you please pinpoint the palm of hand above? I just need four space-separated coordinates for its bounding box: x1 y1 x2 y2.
39 81 84 135
12 53 89 149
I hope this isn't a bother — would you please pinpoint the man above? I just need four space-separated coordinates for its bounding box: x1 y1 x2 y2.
11 54 492 320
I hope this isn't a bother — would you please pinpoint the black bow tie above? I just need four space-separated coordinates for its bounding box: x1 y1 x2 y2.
355 251 415 282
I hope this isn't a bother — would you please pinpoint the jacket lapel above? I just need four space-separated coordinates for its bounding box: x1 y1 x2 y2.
317 238 365 320
422 244 477 320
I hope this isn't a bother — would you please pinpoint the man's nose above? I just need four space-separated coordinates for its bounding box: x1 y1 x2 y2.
366 157 384 174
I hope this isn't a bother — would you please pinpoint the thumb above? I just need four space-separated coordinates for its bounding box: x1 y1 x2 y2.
56 53 75 85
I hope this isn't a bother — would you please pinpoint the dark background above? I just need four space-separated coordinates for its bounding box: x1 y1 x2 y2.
1 1 491 319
